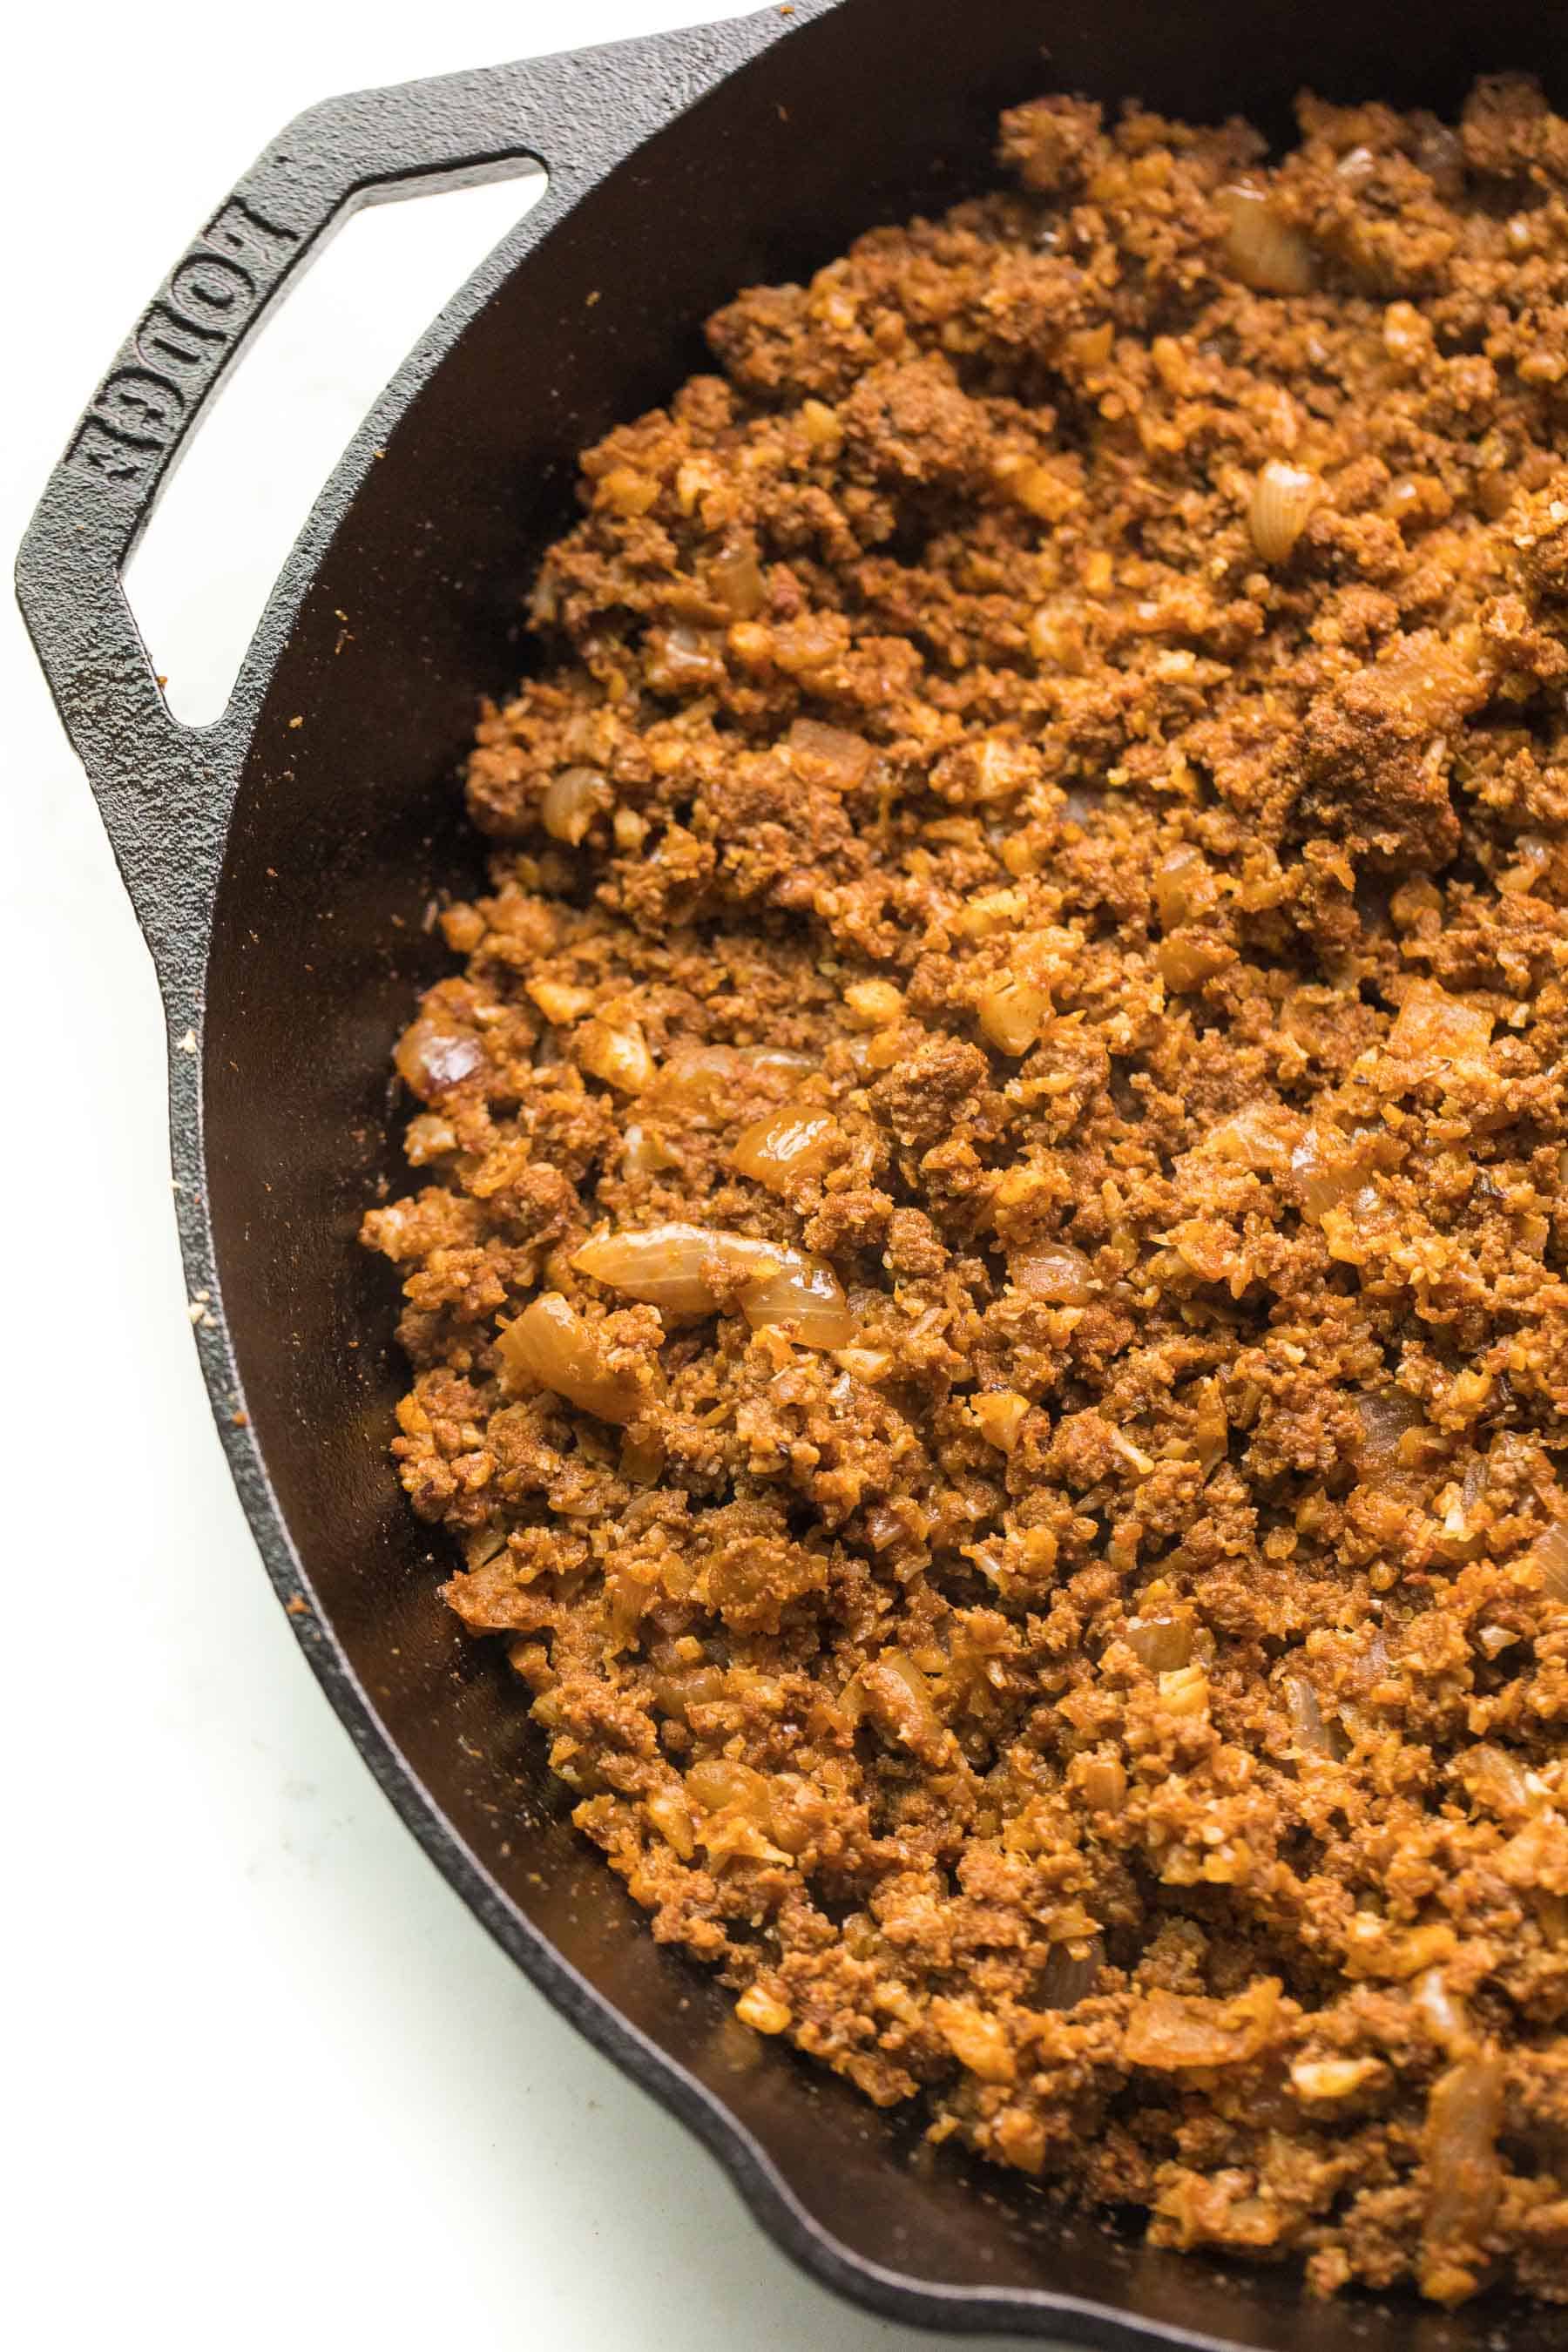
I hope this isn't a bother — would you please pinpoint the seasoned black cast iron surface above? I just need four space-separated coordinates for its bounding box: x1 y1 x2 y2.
16 2 1567 2342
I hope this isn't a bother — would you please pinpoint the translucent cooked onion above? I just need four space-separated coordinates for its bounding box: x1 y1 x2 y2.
1124 1981 1280 2070
931 1997 1015 2083
1249 460 1320 563
647 623 726 690
1012 1241 1094 1303
730 1104 838 1191
1413 1965 1469 2053
1389 982 1495 1070
1152 844 1213 929
1037 1935 1105 2011
686 1757 771 1817
1209 1101 1303 1175
1219 185 1316 294
572 1220 852 1346
1531 1516 1568 1603
1194 1379 1229 1469
842 978 903 1028
496 1294 645 1424
541 766 610 845
853 1649 942 1750
709 539 766 618
1353 1389 1428 1474
786 715 872 786
1126 1617 1193 1673
1289 1125 1362 1220
1281 1672 1341 1759
526 975 594 1027
740 1251 856 1347
1158 929 1232 992
1078 1757 1126 1815
972 1389 1030 1454
576 1017 654 1094
394 1013 483 1102
1462 1742 1531 1819
656 1043 816 1102
978 977 1051 1056
621 1121 679 1178
1421 2052 1504 2296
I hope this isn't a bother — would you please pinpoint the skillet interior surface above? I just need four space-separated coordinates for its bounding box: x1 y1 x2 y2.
132 0 1568 2339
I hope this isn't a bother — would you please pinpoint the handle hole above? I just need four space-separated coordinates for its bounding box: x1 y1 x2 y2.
122 162 546 728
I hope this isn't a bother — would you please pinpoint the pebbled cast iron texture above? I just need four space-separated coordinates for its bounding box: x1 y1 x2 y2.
14 2 1568 2342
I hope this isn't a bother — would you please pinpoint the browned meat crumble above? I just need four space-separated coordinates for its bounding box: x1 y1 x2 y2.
362 77 1568 2306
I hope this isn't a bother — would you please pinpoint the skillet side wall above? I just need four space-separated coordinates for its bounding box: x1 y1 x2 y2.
202 0 1564 2340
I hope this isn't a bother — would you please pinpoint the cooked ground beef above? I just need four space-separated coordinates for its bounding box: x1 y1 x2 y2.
362 76 1568 2306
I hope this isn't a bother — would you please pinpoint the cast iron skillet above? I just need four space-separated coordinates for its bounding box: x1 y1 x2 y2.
16 1 1566 2341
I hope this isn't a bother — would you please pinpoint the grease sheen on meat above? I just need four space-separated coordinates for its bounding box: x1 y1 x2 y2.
362 77 1568 2306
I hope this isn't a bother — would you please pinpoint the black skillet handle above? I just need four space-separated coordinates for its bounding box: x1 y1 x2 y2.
13 10 797 1010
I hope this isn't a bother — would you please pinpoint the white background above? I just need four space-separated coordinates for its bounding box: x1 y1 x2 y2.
3 5 1048 2348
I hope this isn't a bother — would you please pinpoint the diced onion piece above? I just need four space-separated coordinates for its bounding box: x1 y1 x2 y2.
1413 1965 1470 2054
1158 929 1233 991
741 1252 855 1348
686 1757 770 1816
1077 1756 1126 1815
1291 2057 1381 2101
1353 1389 1428 1474
1420 2052 1504 2303
978 977 1051 1056
931 1997 1016 2083
1124 1980 1281 2071
1289 1125 1362 1220
855 1649 943 1751
527 975 595 1026
655 1043 816 1102
462 1525 508 1571
1389 981 1494 1071
1462 1742 1531 1819
731 1104 838 1191
1126 1617 1193 1673
395 1013 483 1101
1281 1673 1339 1758
1248 461 1320 563
595 467 658 517
800 397 841 449
648 623 726 690
496 1294 645 1424
576 1018 654 1094
843 977 902 1028
621 1121 679 1178
574 1220 776 1313
735 1984 793 2035
1219 186 1315 294
973 1389 1031 1454
1159 1663 1209 1716
1194 1379 1228 1469
787 716 872 786
645 1787 695 1859
1208 1101 1302 1174
573 1220 851 1347
1531 1516 1568 1603
740 1045 819 1078
541 766 610 845
1037 1936 1105 2011
1012 1242 1094 1304
1153 844 1213 929
619 1427 666 1485
956 888 1026 939
709 541 766 618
